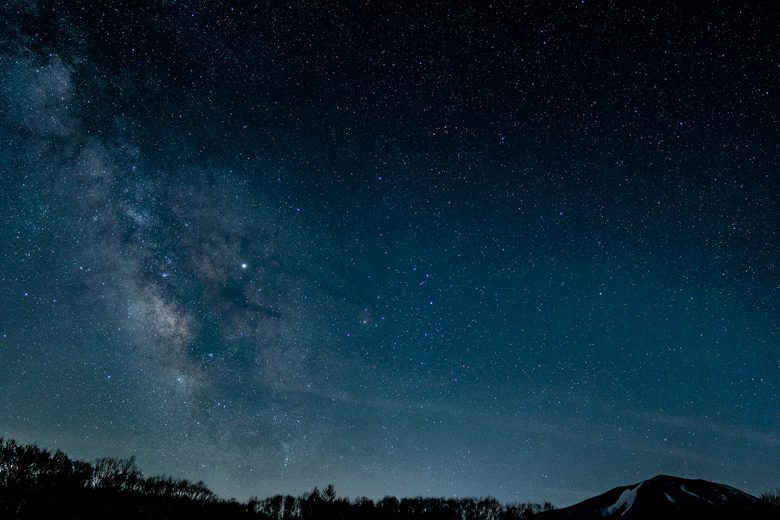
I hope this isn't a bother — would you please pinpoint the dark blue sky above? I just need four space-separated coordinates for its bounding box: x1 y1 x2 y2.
1 0 778 507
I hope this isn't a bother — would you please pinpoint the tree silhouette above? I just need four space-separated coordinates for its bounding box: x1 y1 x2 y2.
1 437 556 519
760 489 780 507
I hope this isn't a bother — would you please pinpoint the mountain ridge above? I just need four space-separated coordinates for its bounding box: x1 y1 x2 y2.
536 474 780 520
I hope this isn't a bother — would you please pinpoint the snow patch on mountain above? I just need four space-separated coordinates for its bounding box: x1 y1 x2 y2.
679 484 716 504
536 474 780 520
720 484 758 502
603 483 641 516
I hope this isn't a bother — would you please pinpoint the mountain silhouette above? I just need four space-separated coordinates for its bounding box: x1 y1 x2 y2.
536 475 780 520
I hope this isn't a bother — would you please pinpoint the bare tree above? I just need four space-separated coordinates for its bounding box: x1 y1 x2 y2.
760 489 780 507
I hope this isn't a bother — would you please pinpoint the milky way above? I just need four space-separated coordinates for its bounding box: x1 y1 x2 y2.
1 1 778 507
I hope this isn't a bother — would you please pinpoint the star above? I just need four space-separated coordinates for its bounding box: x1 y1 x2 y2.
0 1 776 509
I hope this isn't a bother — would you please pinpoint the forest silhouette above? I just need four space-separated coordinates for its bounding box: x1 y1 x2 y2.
0 438 555 519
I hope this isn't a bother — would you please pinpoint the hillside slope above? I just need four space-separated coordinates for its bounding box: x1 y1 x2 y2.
536 474 779 520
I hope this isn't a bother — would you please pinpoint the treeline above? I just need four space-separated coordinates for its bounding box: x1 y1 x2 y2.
0 437 249 519
0 437 554 519
249 486 555 520
761 490 780 507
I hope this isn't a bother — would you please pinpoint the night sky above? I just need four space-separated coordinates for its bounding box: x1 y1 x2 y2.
1 0 778 508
